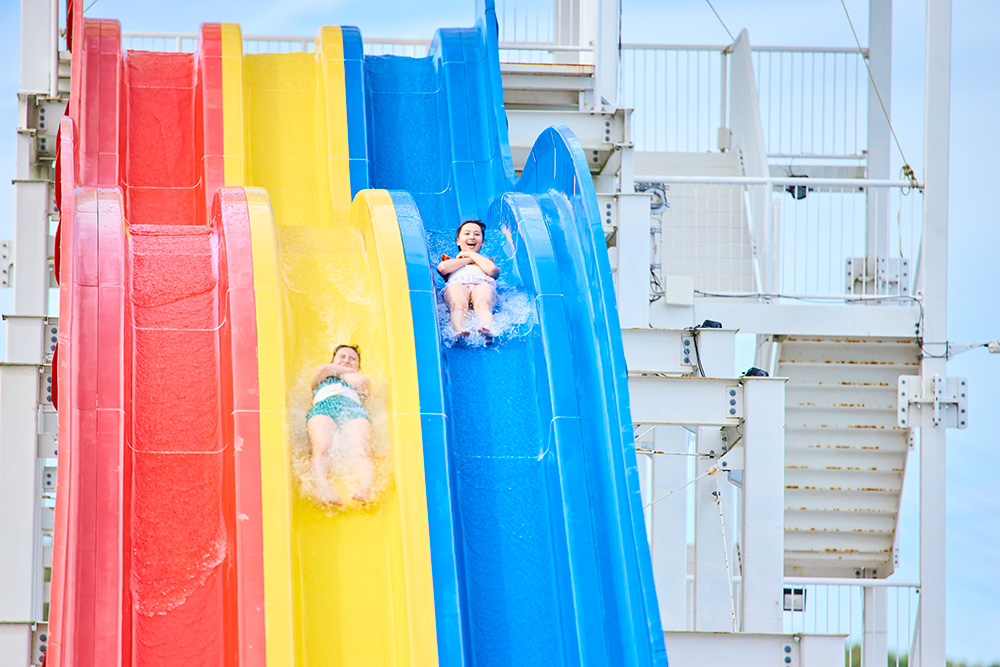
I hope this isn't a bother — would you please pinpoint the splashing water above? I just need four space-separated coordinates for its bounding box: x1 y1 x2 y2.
437 287 534 348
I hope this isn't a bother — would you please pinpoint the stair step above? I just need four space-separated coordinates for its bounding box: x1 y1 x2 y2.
777 361 917 387
786 385 900 410
501 63 593 110
785 510 897 535
785 449 904 472
785 550 892 578
786 428 908 450
786 489 900 514
785 469 902 495
786 405 902 429
785 531 893 554
780 338 920 362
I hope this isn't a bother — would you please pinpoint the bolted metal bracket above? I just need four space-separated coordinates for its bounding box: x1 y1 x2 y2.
846 256 911 296
596 193 617 244
680 333 696 373
717 444 744 473
897 374 968 429
32 625 50 667
1 240 11 287
724 384 741 418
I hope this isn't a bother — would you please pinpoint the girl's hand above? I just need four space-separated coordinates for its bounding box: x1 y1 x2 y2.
341 372 370 397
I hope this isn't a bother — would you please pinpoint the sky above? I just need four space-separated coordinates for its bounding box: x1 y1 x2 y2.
1 0 997 663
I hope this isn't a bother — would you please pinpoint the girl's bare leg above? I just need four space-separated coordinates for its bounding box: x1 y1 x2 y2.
307 415 343 505
470 284 496 338
344 418 375 502
444 284 472 336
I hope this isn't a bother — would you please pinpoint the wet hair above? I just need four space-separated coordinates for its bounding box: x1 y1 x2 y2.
455 220 486 244
331 344 361 366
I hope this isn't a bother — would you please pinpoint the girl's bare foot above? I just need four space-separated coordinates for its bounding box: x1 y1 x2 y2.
456 329 471 338
477 326 493 344
316 482 342 505
352 486 374 503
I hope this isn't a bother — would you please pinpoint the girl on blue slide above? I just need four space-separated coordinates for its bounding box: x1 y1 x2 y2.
306 344 375 505
437 220 500 342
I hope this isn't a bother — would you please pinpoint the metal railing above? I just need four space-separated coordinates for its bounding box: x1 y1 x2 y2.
121 31 591 63
644 176 922 300
754 46 869 161
496 0 556 45
620 44 868 158
621 45 724 154
782 577 920 667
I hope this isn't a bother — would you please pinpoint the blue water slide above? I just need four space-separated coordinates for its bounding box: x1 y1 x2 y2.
364 2 666 665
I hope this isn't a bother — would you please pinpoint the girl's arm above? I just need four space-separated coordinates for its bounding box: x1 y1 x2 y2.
310 363 346 392
340 372 371 399
436 256 473 277
460 250 499 278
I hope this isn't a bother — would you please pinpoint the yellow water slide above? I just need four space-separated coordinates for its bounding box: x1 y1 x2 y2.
219 25 439 666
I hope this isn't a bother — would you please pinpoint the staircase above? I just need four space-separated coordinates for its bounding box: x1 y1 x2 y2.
501 62 593 110
776 335 920 578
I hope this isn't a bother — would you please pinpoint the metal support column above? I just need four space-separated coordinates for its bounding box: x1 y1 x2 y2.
863 586 888 666
693 427 734 631
866 0 892 277
591 0 619 112
1 1 60 665
739 378 785 633
615 194 651 328
647 425 688 631
918 0 952 664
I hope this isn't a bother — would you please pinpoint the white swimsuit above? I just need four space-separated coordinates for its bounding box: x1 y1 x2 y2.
446 264 497 290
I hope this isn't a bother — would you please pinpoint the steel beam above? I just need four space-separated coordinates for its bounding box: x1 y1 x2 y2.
3 2 60 663
506 108 628 173
867 0 893 268
637 425 688 631
917 0 952 664
693 427 734 631
664 632 844 667
739 377 786 633
627 376 743 426
863 586 888 666
614 194 651 328
652 301 922 338
622 327 736 376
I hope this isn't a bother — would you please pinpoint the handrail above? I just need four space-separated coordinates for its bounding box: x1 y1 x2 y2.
639 176 921 188
121 31 866 57
622 42 867 56
784 577 920 589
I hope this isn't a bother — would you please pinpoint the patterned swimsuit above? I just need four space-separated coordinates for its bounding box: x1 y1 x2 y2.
306 376 370 426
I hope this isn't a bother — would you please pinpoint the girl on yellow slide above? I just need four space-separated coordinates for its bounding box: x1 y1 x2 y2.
306 344 374 505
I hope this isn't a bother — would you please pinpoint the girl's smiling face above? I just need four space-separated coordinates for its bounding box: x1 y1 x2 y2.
457 222 485 253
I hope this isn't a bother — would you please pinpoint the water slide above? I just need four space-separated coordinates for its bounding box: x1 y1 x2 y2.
47 0 665 665
364 3 665 664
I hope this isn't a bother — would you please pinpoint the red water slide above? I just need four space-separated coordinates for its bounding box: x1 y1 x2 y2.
48 6 267 665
